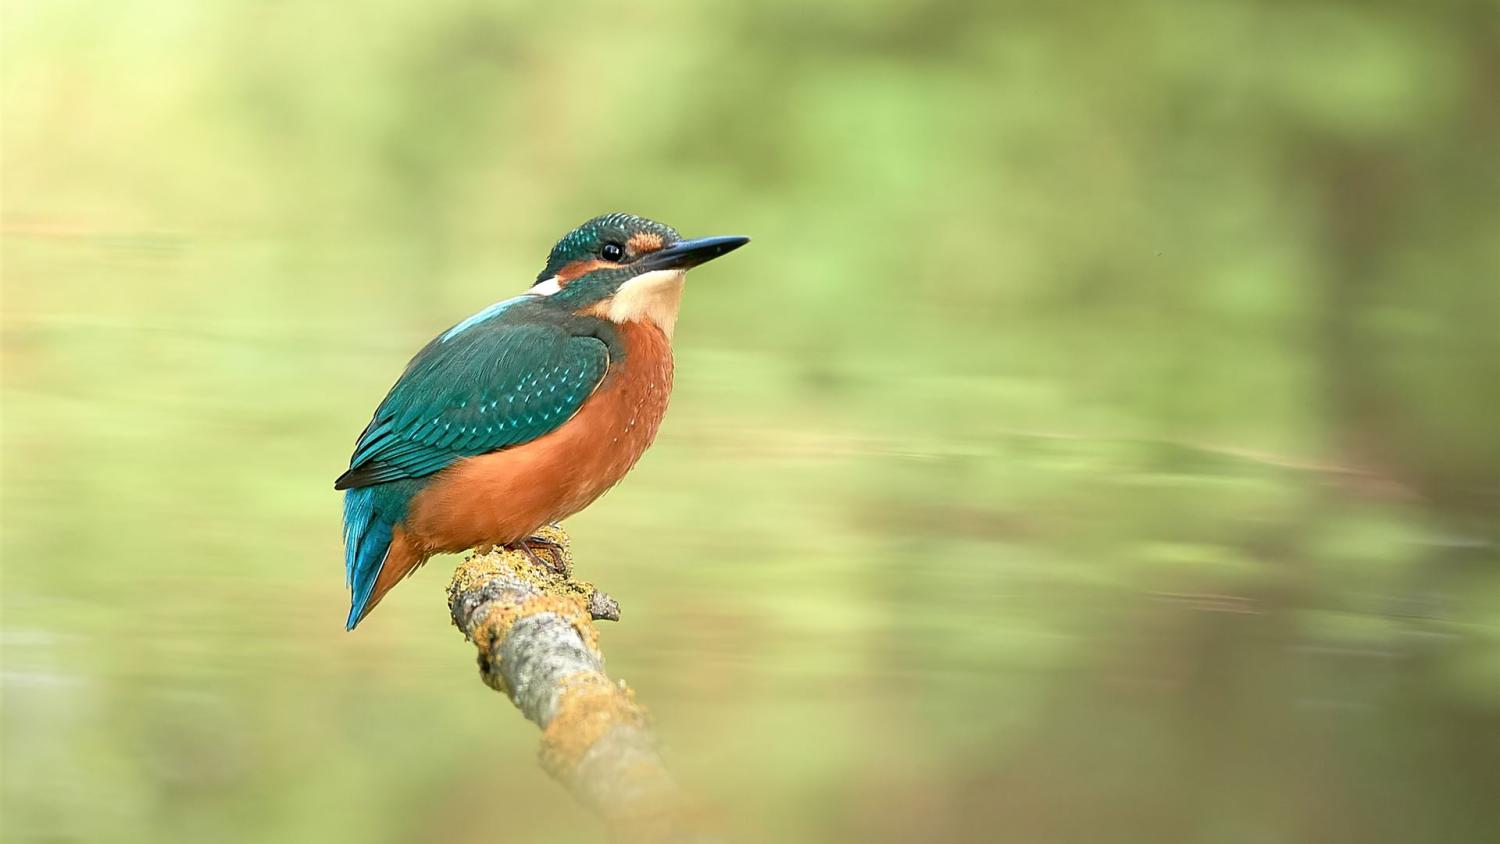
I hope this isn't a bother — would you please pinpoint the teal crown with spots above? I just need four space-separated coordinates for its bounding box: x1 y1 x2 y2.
536 213 681 283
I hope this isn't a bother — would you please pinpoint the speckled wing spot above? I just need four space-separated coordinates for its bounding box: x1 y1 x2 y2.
338 324 610 488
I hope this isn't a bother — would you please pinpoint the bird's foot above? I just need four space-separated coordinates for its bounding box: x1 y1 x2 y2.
506 535 570 576
477 526 616 621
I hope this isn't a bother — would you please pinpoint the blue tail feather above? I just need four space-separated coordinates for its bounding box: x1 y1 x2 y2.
342 487 394 630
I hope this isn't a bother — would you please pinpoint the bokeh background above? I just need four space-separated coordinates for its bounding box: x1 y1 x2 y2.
4 1 1498 841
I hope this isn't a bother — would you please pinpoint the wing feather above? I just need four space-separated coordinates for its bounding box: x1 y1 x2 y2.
335 319 608 490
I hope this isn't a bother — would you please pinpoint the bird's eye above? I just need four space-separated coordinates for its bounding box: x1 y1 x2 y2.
601 242 625 262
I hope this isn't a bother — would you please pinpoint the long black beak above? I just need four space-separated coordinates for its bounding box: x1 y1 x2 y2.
638 235 749 272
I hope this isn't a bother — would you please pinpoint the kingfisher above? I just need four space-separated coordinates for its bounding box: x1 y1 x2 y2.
336 213 748 629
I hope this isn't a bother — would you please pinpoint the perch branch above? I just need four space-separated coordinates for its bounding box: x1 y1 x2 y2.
446 525 711 841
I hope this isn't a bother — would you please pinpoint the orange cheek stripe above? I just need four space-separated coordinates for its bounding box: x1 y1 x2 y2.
627 232 664 253
557 258 611 281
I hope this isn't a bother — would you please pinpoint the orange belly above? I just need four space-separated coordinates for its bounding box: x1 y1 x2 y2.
402 320 674 557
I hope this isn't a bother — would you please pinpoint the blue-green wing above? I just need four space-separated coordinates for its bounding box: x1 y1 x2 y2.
335 318 608 489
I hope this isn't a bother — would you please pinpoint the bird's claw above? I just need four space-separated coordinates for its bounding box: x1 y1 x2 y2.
508 535 569 575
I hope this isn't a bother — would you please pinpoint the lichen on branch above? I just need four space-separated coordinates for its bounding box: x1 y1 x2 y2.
446 525 713 841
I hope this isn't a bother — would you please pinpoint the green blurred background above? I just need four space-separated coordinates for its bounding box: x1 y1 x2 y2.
3 1 1498 841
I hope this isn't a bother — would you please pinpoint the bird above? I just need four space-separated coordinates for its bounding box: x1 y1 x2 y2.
335 213 748 629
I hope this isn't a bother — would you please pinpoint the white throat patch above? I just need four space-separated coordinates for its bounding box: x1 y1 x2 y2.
603 269 686 338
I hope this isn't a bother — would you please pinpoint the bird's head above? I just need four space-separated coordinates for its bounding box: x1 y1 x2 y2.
530 213 748 337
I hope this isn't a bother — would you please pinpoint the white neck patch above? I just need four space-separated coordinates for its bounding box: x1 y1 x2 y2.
440 276 561 342
529 276 562 296
602 269 686 338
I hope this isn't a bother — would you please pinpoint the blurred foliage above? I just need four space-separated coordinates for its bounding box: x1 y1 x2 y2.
3 1 1497 842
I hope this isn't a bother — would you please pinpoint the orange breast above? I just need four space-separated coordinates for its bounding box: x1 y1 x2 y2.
402 320 674 556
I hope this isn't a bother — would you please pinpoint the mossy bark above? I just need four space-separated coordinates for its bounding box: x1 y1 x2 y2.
446 525 714 842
